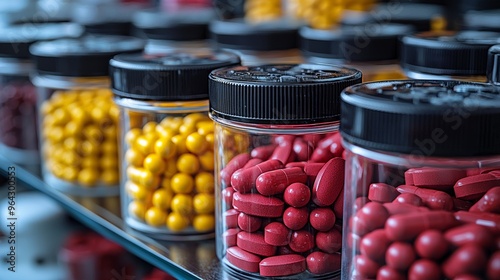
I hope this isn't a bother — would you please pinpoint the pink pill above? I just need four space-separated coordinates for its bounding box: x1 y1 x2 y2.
306 251 341 275
285 161 306 168
310 207 336 232
256 167 307 196
442 244 488 279
444 223 494 249
377 266 406 280
231 159 284 193
397 184 453 210
283 207 308 230
310 133 339 162
222 187 235 205
470 186 500 213
303 162 325 176
454 198 473 211
410 168 466 190
316 228 342 253
312 157 345 206
289 230 315 253
360 229 391 263
414 230 449 260
488 251 500 280
333 188 344 218
226 246 261 273
408 259 442 280
368 183 399 203
242 158 263 169
454 173 500 200
221 153 251 186
272 135 296 145
283 182 310 208
302 134 323 145
224 209 240 228
393 193 423 206
354 255 380 279
259 254 306 277
238 212 262 232
355 197 369 212
454 211 500 234
293 137 313 161
270 140 295 165
385 242 416 271
264 222 290 246
328 132 343 157
224 228 241 247
404 168 416 185
352 202 389 236
383 202 429 216
237 231 276 257
251 144 277 160
232 192 284 218
385 211 458 241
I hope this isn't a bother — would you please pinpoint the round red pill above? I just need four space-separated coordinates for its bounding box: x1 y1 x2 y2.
377 265 406 280
442 244 488 279
393 193 423 206
264 222 290 246
488 251 500 280
306 251 341 275
385 242 416 271
354 255 380 279
352 202 389 236
237 212 262 232
408 259 441 280
368 183 399 203
283 182 311 208
289 230 315 253
283 207 308 230
360 229 391 263
310 207 336 232
315 228 342 254
414 229 449 260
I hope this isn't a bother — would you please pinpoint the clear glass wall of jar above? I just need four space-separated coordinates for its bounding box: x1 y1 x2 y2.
30 35 144 196
209 64 362 278
340 80 500 280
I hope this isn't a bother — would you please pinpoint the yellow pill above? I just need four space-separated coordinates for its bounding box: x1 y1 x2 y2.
183 113 208 124
205 133 215 148
142 121 158 135
41 101 55 115
155 125 175 139
196 121 214 135
109 106 120 122
83 125 104 143
63 137 79 151
126 166 160 189
179 122 196 135
193 214 215 232
52 108 70 125
101 169 119 185
176 153 200 175
90 106 107 123
171 134 188 155
128 201 147 220
193 193 215 214
154 137 176 159
145 206 167 227
125 148 144 167
152 188 173 210
64 121 82 137
171 173 194 194
50 162 66 178
143 154 166 174
70 106 90 124
46 126 65 143
77 168 99 186
80 156 99 169
160 117 181 132
103 126 117 140
198 150 214 171
166 212 189 232
195 172 214 193
163 157 178 178
125 128 142 146
61 150 81 166
160 176 172 190
170 194 193 215
186 132 208 155
134 135 155 155
61 166 79 181
102 141 118 156
125 181 149 201
79 140 100 156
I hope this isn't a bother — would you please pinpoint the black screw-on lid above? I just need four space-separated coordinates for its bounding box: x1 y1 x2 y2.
463 9 500 32
30 35 145 77
0 23 83 59
209 19 299 51
400 31 500 76
340 80 500 157
84 22 133 36
488 45 500 86
110 51 240 101
132 8 213 41
299 24 413 62
209 64 362 124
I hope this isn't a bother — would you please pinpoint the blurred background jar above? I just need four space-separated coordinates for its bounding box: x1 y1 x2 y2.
487 45 500 87
0 22 83 175
110 50 239 240
30 35 144 196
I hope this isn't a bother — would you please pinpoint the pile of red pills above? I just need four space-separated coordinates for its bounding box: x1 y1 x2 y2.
348 167 500 280
220 132 345 277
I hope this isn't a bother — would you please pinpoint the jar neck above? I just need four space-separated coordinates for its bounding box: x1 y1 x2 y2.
31 74 110 90
0 58 32 76
403 69 487 82
114 96 209 113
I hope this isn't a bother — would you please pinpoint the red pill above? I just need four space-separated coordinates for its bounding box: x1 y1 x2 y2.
354 255 381 279
453 274 484 280
226 246 261 273
289 230 315 253
442 244 488 279
360 229 391 263
333 188 344 218
393 193 423 206
383 202 429 216
385 211 458 241
312 157 345 206
310 207 336 232
377 265 406 280
222 187 234 205
385 242 416 271
285 161 306 168
302 134 323 145
238 212 262 232
454 173 500 200
352 202 389 236
231 159 284 193
283 182 310 208
408 259 442 280
469 186 500 213
237 231 276 257
328 132 343 157
242 158 263 169
277 245 293 255
272 135 295 145
293 137 313 161
232 192 284 218
251 145 277 160
445 223 494 249
224 228 240 247
303 162 324 176
454 211 500 234
264 222 290 246
259 254 306 277
411 167 466 190
454 198 473 211
270 140 295 165
283 207 308 230
355 197 369 212
368 183 399 203
224 209 240 228
316 228 342 253
310 133 339 162
397 185 453 210
221 153 251 186
404 168 416 185
256 167 307 196
488 251 500 280
348 232 361 253
306 251 341 275
414 230 449 260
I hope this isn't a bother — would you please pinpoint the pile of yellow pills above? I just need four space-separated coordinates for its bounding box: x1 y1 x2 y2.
245 0 283 23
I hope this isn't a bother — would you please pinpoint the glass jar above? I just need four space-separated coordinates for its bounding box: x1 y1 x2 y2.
487 45 500 87
111 50 240 240
300 23 412 82
400 31 500 82
30 35 145 196
209 19 303 66
340 80 500 280
0 22 83 175
209 64 362 278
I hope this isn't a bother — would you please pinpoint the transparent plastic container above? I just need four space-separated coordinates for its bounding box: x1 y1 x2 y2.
0 22 83 175
400 31 500 82
300 24 412 82
340 80 500 280
111 50 240 240
209 64 362 278
30 35 144 196
487 45 500 87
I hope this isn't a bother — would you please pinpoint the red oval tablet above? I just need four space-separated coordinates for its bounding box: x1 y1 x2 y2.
259 254 306 277
232 192 284 218
354 255 380 279
226 246 261 273
408 259 442 280
223 228 241 247
251 145 277 160
454 173 500 200
312 157 345 206
397 184 453 210
237 231 276 257
377 266 406 280
224 209 240 228
469 186 500 213
393 193 423 206
411 168 466 190
444 223 494 249
270 140 295 165
221 153 251 186
293 137 313 162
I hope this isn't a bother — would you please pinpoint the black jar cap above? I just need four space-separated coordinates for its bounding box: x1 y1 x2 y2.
209 64 362 124
110 51 240 101
300 24 414 62
463 9 500 32
30 35 145 77
209 19 299 51
371 3 445 32
340 80 500 157
488 45 500 86
400 31 500 76
0 23 83 59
